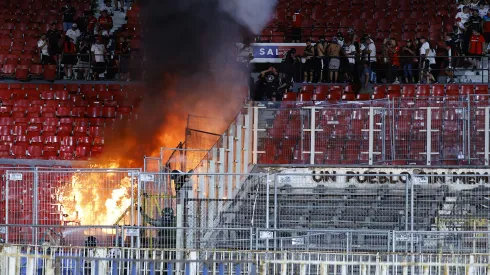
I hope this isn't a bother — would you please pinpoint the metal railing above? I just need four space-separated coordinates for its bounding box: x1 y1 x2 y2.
5 244 490 275
45 53 138 80
2 170 490 252
253 53 490 84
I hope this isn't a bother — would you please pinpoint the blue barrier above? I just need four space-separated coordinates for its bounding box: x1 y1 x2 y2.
19 253 257 275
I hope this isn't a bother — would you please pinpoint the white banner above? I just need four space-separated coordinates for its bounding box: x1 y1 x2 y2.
272 167 490 188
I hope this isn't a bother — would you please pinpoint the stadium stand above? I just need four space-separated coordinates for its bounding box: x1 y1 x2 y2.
256 83 489 166
213 178 458 251
260 0 456 47
0 83 141 160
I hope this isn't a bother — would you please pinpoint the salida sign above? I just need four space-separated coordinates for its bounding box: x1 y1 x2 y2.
277 168 490 185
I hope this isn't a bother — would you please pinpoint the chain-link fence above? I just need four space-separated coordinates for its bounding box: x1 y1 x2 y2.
3 168 139 244
3 170 490 254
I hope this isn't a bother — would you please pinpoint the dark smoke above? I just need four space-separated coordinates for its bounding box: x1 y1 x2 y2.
102 0 276 166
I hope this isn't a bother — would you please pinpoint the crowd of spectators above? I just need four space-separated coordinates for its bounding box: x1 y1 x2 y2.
253 0 490 99
36 1 134 81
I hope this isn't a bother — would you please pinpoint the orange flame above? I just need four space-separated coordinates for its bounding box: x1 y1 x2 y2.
58 161 135 226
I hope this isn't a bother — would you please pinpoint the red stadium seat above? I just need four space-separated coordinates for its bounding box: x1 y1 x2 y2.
27 145 42 158
299 91 313 101
56 106 71 117
460 85 474 95
85 106 101 118
75 146 89 158
416 85 431 97
89 126 104 137
43 65 57 81
101 106 116 118
11 144 26 158
431 84 445 97
283 92 297 101
401 85 415 97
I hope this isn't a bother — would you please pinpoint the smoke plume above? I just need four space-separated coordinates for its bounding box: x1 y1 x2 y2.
102 0 277 167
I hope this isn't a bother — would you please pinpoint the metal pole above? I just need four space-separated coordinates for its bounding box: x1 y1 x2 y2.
244 107 252 172
33 169 39 245
5 173 8 243
391 100 396 160
266 174 270 231
252 107 259 164
310 107 316 164
273 174 278 251
381 109 386 162
426 108 432 165
368 107 375 165
467 96 471 164
485 107 490 165
404 179 409 231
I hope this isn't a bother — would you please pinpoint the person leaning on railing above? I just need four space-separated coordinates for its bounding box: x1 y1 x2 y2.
139 206 177 248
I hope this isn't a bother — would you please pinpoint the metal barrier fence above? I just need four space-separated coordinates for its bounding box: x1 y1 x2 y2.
53 53 138 80
5 244 490 275
5 224 490 254
3 170 490 253
159 98 490 183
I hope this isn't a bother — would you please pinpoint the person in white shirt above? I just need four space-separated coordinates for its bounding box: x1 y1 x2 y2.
367 38 377 63
419 37 431 56
470 0 480 9
37 34 54 64
343 40 356 82
65 23 81 44
456 6 471 33
478 2 489 17
91 37 107 80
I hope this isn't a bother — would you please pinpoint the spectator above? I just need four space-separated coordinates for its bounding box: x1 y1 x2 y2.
342 40 356 83
427 42 437 82
256 65 279 101
401 39 416 83
114 0 125 12
91 37 107 80
60 1 76 31
479 1 488 17
468 29 486 74
303 39 315 83
470 0 480 9
463 8 482 54
61 35 77 79
326 37 341 83
314 37 326 82
413 38 421 83
482 11 490 42
37 34 54 65
98 10 114 32
336 32 345 47
282 48 301 82
362 38 377 81
457 0 471 12
361 62 375 93
66 23 81 45
419 36 430 82
291 9 303 43
443 35 456 83
380 37 391 83
85 11 98 35
47 23 61 58
120 37 131 81
76 38 91 80
387 39 400 83
456 6 471 40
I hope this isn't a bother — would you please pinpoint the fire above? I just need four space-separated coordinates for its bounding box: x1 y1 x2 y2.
58 161 135 226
